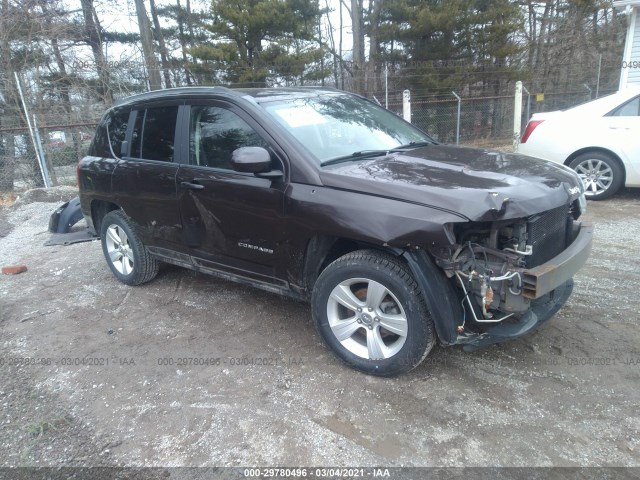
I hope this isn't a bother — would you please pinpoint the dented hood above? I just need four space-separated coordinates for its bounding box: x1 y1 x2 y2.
319 145 583 222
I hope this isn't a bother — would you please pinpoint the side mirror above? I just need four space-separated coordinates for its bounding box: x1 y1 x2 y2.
231 147 272 173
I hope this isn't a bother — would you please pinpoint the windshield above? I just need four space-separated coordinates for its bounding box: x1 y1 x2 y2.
260 93 434 164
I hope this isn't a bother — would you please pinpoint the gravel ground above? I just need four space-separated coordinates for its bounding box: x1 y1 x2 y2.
0 186 639 473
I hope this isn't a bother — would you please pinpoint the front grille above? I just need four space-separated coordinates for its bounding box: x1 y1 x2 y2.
526 205 571 268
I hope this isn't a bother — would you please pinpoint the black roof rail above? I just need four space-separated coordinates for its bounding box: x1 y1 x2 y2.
114 86 236 106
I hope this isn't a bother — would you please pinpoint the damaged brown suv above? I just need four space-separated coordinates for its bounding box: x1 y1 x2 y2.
78 87 593 376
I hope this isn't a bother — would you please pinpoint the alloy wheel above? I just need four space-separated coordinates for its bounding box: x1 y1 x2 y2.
326 277 408 360
574 158 613 196
105 224 134 275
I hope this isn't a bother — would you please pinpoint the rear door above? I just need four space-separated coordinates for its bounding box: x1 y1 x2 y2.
175 100 289 287
111 102 186 257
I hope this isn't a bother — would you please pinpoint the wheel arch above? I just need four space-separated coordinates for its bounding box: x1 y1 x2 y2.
303 236 462 346
302 235 403 294
402 249 463 346
99 208 160 285
564 147 627 185
91 199 121 235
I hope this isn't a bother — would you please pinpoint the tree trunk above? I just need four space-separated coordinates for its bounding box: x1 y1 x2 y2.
133 0 162 90
323 0 339 87
41 2 82 166
350 0 365 95
0 0 16 191
314 16 323 87
186 0 196 51
0 132 15 191
149 0 173 88
339 0 344 89
176 0 193 85
366 0 383 95
526 1 537 71
80 0 113 104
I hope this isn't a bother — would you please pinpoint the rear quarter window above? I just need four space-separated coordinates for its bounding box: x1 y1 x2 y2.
108 108 131 156
87 107 130 158
87 115 110 158
607 96 640 117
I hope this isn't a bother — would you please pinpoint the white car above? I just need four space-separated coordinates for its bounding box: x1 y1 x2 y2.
517 87 640 199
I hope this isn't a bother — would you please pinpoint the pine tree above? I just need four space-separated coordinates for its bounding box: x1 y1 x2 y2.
195 0 324 87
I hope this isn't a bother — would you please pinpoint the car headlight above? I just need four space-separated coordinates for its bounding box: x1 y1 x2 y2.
578 193 587 216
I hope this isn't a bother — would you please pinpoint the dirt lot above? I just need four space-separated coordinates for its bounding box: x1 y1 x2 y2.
0 186 639 470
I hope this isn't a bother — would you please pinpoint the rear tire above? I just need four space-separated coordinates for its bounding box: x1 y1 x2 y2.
311 250 435 376
569 152 624 200
100 210 159 285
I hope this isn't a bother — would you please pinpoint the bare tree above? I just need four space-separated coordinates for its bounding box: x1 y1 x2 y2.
133 0 162 90
350 0 365 94
323 0 339 87
80 0 113 103
366 0 384 94
149 0 173 88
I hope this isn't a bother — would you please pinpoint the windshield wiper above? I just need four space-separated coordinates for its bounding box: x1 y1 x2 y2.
395 140 434 149
321 140 433 167
321 150 394 166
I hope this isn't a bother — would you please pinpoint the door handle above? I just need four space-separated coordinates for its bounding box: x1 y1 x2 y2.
181 181 205 190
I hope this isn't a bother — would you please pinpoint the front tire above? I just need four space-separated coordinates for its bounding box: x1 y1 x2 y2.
569 152 624 200
311 250 435 376
100 210 159 285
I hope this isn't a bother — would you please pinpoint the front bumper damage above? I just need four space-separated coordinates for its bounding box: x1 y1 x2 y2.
457 279 573 351
404 221 593 351
521 222 593 299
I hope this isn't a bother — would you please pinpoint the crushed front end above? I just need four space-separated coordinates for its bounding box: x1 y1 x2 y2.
431 195 593 350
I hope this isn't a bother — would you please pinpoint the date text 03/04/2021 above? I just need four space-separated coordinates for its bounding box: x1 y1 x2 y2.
243 468 391 477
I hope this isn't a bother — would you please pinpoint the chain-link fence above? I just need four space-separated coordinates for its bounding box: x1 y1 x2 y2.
393 94 516 145
0 125 96 190
386 86 619 147
0 73 106 192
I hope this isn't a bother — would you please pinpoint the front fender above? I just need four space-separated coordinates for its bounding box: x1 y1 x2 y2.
403 249 463 346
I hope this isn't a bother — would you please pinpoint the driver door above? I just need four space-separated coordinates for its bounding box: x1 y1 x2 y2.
175 101 289 286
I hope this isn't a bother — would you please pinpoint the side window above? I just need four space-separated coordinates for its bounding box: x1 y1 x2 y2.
608 96 640 117
88 115 110 158
129 106 178 162
108 107 130 156
130 111 144 158
189 106 268 170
